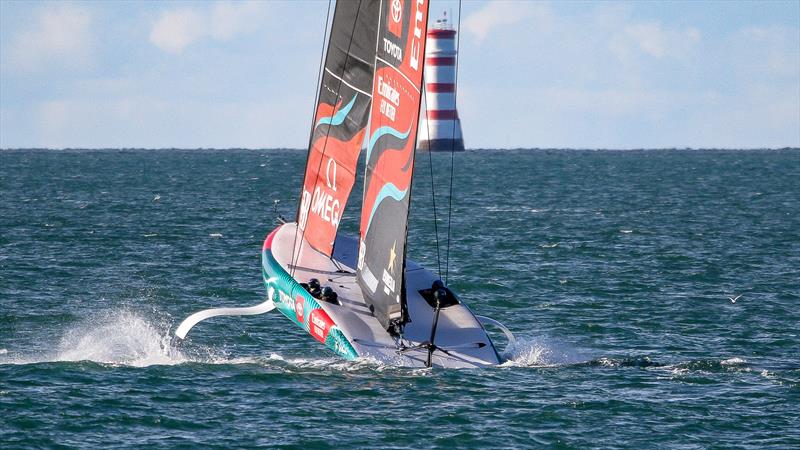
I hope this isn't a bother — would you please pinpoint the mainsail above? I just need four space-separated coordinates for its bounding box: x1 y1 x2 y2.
297 0 380 256
357 0 430 330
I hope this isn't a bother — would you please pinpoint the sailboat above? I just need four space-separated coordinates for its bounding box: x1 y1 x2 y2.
175 0 514 368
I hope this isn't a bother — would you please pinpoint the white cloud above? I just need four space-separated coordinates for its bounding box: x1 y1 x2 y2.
462 1 553 42
149 8 205 54
5 4 92 71
149 1 267 54
610 22 701 61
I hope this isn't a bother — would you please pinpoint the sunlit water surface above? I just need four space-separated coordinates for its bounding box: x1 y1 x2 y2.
1 149 798 448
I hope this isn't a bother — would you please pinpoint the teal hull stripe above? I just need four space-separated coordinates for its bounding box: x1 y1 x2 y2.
261 235 359 360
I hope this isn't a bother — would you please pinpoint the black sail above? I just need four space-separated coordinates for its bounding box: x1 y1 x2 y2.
296 0 380 256
357 0 430 331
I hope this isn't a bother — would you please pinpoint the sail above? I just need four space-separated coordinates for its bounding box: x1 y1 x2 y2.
357 0 430 330
297 0 380 256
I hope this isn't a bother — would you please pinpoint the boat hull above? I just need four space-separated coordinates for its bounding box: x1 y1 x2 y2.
261 223 501 368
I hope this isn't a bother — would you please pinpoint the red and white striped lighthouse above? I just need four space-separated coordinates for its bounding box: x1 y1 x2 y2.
418 12 464 152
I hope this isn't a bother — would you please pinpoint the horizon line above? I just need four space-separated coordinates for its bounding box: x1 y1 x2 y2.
2 147 799 152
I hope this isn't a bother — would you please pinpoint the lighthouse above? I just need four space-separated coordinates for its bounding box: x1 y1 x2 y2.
418 12 465 152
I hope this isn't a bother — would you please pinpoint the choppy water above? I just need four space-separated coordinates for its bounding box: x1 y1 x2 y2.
1 149 798 448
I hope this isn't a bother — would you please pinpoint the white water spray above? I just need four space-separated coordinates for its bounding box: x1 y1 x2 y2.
54 309 186 367
501 335 587 367
1 309 201 367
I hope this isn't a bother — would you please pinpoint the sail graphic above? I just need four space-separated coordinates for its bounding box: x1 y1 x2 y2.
357 0 430 331
297 0 380 256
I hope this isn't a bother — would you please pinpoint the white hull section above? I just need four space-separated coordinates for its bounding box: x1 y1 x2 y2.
271 223 501 368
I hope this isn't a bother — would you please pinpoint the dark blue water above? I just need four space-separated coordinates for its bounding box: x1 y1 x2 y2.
2 149 798 448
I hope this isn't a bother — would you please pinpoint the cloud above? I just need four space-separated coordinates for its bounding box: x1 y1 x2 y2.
4 4 92 71
455 1 798 148
3 1 796 149
462 1 553 42
149 1 267 54
610 22 701 61
149 8 205 54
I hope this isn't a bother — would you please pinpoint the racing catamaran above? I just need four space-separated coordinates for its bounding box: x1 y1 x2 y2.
175 0 514 368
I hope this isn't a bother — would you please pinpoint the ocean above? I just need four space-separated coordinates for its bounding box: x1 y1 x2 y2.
1 148 798 448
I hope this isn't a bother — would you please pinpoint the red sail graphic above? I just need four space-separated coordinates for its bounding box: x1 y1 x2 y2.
296 1 380 256
298 122 365 255
357 0 430 331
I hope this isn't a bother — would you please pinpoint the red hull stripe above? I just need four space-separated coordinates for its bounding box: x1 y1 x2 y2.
426 83 455 93
426 57 455 66
428 29 456 38
263 227 280 251
425 110 459 120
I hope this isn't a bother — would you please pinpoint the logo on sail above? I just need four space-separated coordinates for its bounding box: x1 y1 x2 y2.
326 157 337 192
378 74 400 121
388 0 404 37
409 0 425 71
299 156 341 233
298 190 311 230
382 240 397 296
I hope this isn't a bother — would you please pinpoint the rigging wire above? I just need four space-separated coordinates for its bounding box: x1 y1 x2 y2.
444 0 463 285
423 85 443 278
289 0 332 277
290 0 361 278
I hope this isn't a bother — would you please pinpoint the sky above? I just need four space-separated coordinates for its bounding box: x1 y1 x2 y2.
0 0 798 149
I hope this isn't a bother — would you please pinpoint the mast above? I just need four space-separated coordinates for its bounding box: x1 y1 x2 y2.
357 0 431 332
296 0 381 257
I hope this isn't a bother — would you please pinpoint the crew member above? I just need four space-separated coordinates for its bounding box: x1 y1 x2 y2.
433 287 447 308
321 286 339 305
307 278 322 298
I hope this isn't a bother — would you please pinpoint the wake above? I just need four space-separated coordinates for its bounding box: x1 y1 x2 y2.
2 311 791 382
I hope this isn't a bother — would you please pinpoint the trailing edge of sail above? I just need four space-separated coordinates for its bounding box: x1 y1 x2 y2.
297 0 380 256
357 0 430 330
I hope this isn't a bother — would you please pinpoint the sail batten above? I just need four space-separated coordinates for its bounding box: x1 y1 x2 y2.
296 1 380 257
357 0 430 331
